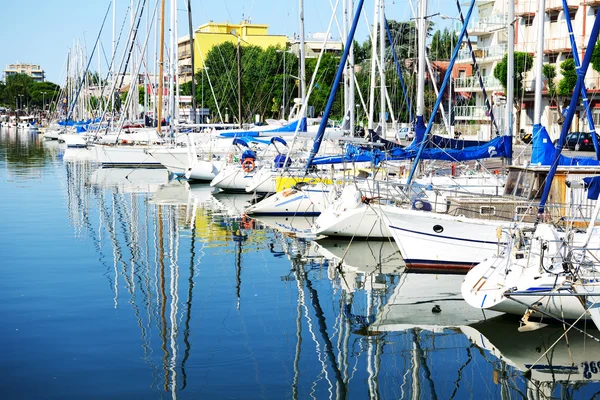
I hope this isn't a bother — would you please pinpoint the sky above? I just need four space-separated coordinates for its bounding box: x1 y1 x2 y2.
0 0 457 84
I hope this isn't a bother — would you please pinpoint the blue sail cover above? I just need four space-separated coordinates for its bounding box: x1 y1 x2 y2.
530 123 600 166
311 144 386 166
390 134 512 162
311 135 511 165
406 115 427 149
404 115 486 150
583 176 600 200
219 118 307 138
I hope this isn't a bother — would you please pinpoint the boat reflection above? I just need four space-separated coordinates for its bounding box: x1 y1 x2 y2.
464 316 600 382
89 167 169 192
58 158 600 399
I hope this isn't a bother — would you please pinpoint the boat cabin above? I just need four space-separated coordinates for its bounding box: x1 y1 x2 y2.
445 165 600 224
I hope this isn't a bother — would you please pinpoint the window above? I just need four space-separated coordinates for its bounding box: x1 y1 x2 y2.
548 53 558 63
549 13 559 23
569 10 576 20
507 171 535 198
516 206 533 216
593 110 600 126
480 206 496 216
524 16 534 26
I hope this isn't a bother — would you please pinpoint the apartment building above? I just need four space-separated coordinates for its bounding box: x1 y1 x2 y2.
452 0 600 140
4 63 45 82
452 0 508 139
177 20 287 83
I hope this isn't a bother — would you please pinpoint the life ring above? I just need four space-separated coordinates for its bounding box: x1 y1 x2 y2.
242 158 255 173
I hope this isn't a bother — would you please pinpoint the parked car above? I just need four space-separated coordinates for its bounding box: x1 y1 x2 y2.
396 127 415 141
564 132 600 151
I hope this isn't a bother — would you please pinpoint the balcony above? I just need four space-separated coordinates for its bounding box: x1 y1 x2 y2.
468 16 508 36
546 0 578 11
179 66 193 75
516 2 536 16
515 41 536 54
453 75 503 91
179 50 191 59
457 44 507 63
544 36 585 54
454 106 491 120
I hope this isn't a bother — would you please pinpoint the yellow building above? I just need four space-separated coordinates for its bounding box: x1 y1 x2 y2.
178 21 287 82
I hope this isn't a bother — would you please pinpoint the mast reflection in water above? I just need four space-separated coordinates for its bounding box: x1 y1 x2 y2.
2 128 600 399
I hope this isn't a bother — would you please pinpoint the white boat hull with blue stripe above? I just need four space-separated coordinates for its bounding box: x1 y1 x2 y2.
379 205 511 272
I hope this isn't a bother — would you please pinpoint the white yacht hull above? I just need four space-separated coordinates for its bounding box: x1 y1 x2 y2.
147 147 189 174
462 224 599 320
60 134 88 148
245 188 319 216
210 164 256 192
314 203 389 238
95 144 164 168
380 205 510 272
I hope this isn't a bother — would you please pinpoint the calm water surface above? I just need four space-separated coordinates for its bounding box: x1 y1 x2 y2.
1 128 600 399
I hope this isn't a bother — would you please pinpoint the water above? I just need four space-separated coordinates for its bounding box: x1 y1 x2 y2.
2 128 600 399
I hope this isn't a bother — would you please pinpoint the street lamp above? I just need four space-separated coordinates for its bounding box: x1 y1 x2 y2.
17 94 24 113
41 91 47 111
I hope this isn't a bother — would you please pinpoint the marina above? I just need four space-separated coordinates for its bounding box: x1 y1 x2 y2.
1 127 600 398
4 0 600 397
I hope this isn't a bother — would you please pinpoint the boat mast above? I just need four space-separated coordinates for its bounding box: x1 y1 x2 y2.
169 0 177 128
416 0 426 121
187 0 197 123
348 0 355 133
343 0 349 120
532 0 545 127
379 0 386 135
299 0 306 105
130 0 137 121
506 0 514 165
112 0 116 113
157 0 166 134
368 0 379 129
237 35 242 129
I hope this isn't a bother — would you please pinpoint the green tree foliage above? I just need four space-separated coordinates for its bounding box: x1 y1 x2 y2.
557 58 577 97
119 85 146 110
1 73 60 110
542 63 557 98
196 42 309 122
493 52 534 100
494 52 533 136
429 28 458 60
592 40 600 73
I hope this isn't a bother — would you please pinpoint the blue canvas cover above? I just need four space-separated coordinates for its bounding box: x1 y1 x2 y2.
583 176 600 200
273 154 292 168
530 123 600 166
241 149 256 161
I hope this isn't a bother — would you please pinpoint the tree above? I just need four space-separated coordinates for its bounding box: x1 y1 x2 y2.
592 40 600 73
29 81 60 109
542 63 557 98
194 42 307 122
4 73 35 109
557 58 577 98
429 28 458 60
494 52 534 135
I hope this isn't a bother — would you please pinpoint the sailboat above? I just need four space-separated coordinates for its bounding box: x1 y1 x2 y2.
462 4 600 323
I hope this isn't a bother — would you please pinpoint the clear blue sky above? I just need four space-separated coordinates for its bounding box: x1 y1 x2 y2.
0 0 457 84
